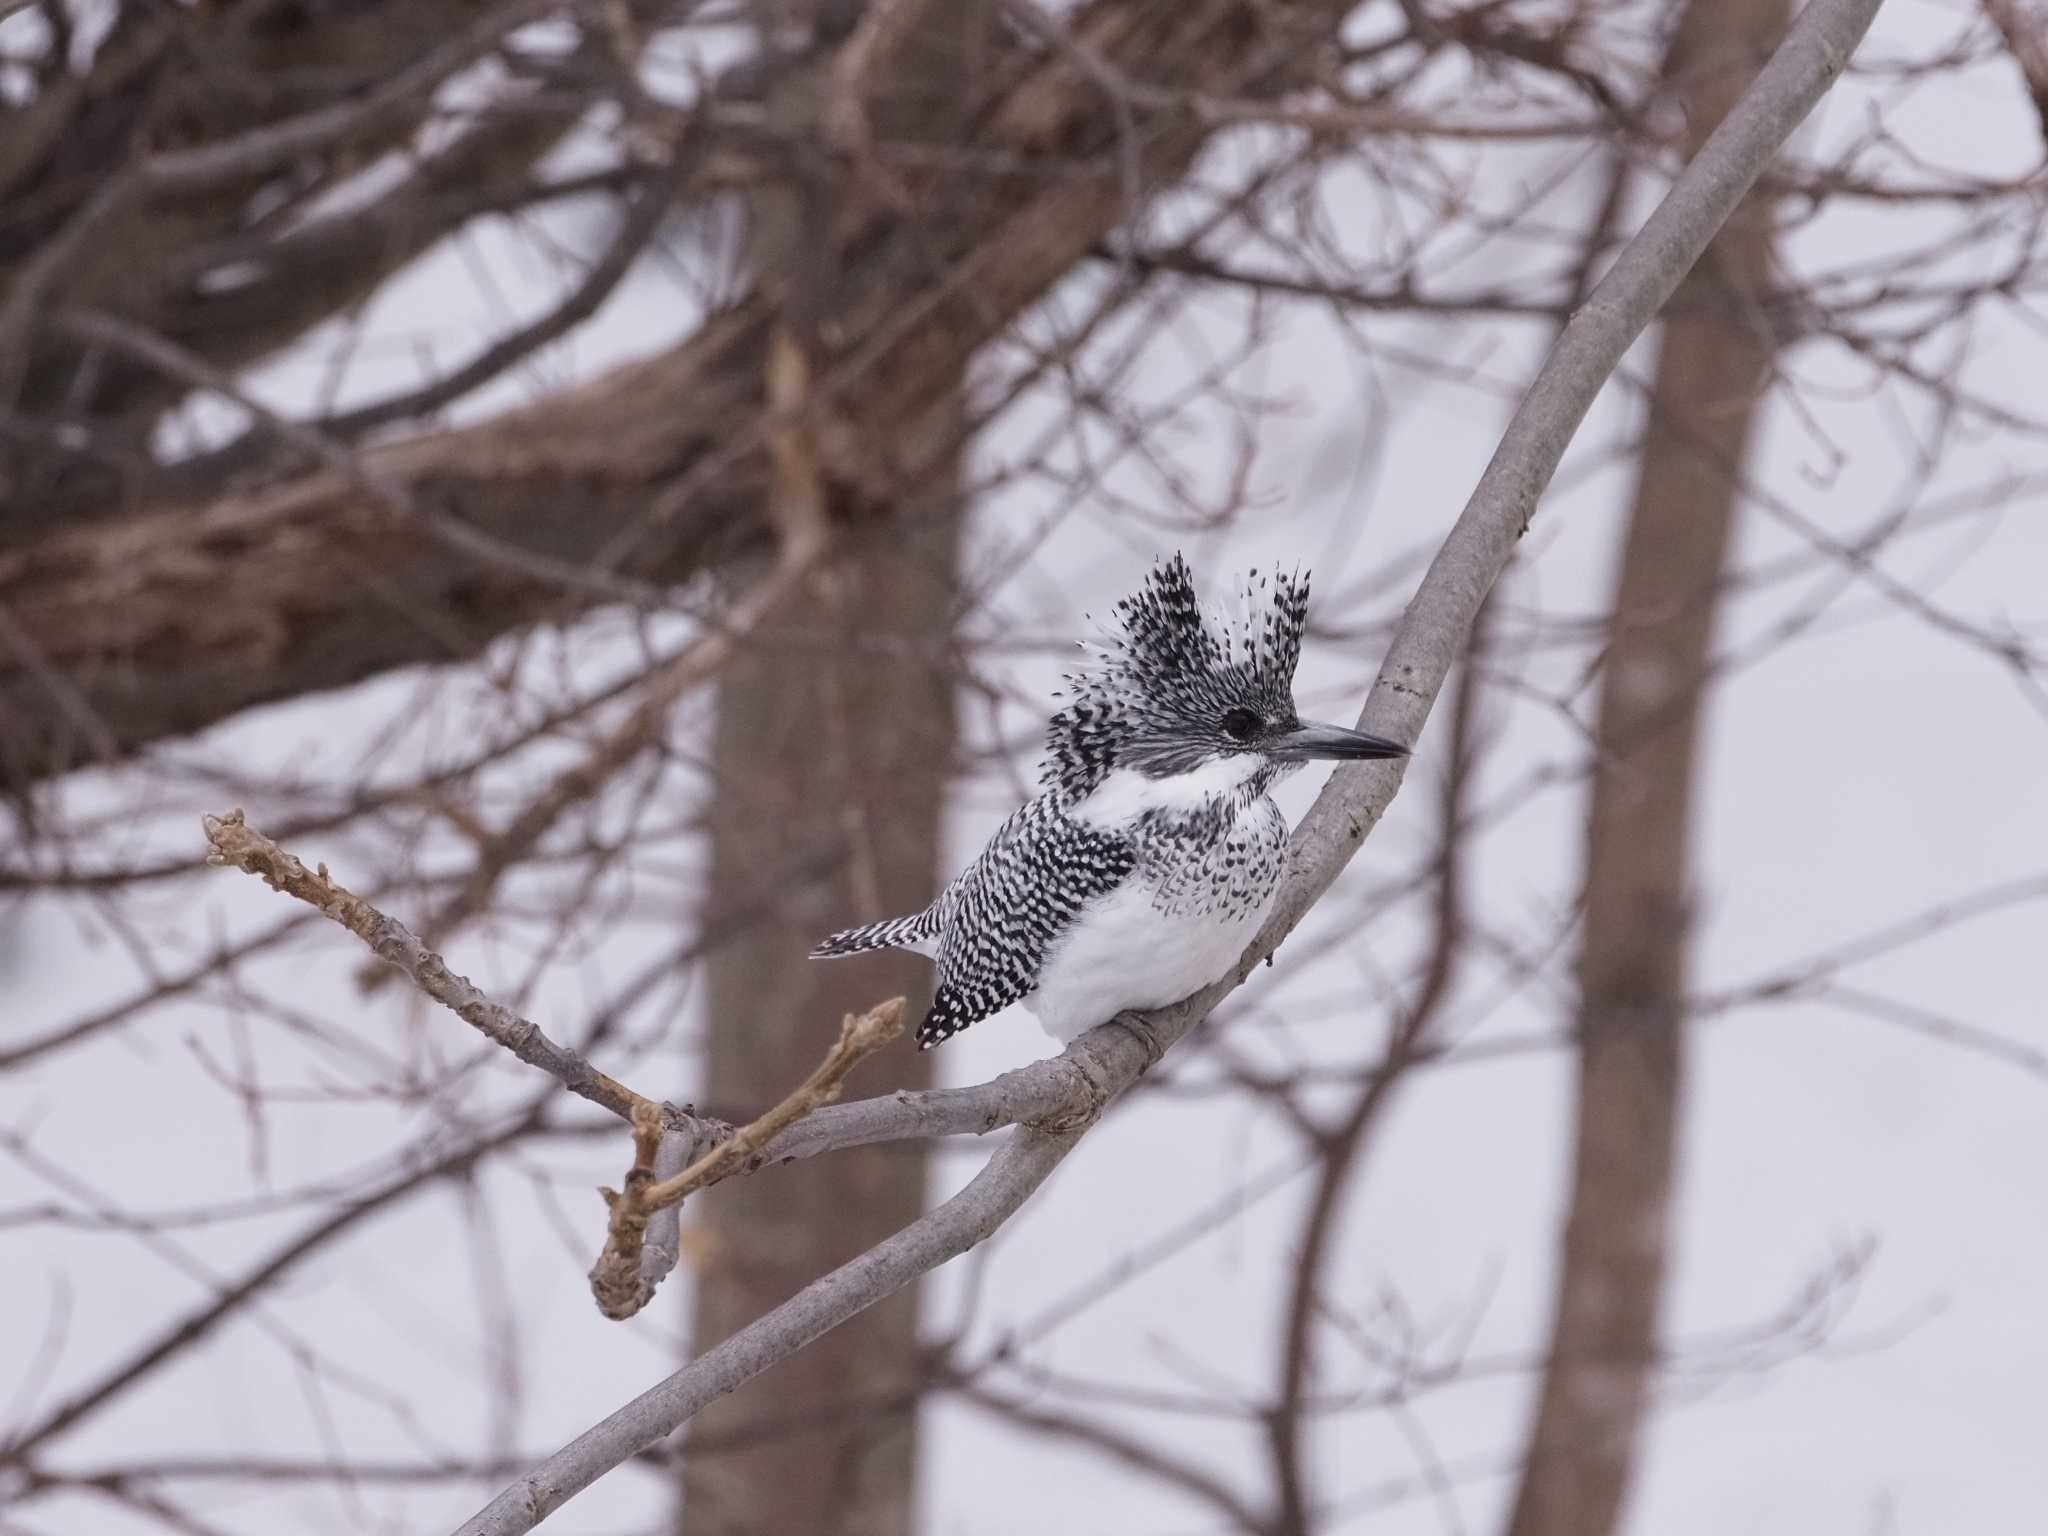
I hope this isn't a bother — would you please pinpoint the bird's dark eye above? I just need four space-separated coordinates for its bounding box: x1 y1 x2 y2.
1222 707 1261 742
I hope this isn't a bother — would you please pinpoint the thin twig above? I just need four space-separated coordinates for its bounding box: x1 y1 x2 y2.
998 0 1148 239
0 599 123 771
359 548 818 988
55 308 666 608
587 998 905 1319
201 804 901 1322
200 809 658 1125
195 813 1088 1162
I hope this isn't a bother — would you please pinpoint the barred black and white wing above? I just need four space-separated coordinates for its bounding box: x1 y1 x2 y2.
920 796 1135 1049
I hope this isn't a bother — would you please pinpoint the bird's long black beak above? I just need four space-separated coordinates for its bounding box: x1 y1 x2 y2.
1270 720 1410 762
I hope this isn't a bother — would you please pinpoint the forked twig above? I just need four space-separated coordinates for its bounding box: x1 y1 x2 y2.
588 998 905 1319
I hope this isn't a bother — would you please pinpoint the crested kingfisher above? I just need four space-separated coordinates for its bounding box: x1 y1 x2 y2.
812 555 1408 1049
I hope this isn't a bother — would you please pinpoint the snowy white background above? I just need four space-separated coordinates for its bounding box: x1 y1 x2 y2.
5 0 2046 1532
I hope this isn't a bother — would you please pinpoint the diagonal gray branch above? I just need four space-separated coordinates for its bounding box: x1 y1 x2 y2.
452 1 1886 1528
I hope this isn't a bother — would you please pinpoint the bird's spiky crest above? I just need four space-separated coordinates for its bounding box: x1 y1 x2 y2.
1041 554 1311 795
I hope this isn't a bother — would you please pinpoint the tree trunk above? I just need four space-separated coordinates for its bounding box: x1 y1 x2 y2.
678 1 981 1526
682 512 958 1535
1505 3 1787 1533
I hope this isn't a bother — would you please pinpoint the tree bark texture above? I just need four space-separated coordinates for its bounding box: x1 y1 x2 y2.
679 3 980 1528
1506 3 1788 1534
684 516 958 1535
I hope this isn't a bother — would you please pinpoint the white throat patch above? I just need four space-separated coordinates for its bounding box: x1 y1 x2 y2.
1070 756 1271 830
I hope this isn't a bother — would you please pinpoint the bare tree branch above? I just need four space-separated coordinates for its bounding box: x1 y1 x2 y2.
0 1105 552 1466
196 803 1102 1175
201 809 659 1125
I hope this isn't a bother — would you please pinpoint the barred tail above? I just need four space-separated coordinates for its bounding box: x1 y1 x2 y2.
809 909 937 960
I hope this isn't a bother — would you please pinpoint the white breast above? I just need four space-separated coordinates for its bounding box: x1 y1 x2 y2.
1013 760 1292 1043
1022 855 1280 1044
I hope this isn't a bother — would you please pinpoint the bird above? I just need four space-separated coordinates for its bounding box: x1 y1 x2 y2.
811 554 1408 1050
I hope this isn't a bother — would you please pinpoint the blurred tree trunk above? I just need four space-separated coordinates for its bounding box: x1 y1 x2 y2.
1505 3 1787 1534
685 514 958 1535
680 5 984 1532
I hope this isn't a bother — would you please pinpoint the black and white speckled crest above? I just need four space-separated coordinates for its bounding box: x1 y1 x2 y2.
1041 554 1312 796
